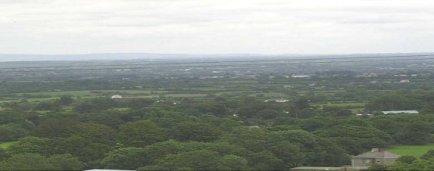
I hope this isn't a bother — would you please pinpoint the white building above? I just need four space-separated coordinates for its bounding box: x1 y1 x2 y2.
291 74 311 78
264 98 289 103
400 79 410 83
111 95 123 99
356 113 373 116
382 110 419 115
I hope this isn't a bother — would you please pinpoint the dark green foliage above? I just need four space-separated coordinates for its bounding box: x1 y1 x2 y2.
8 137 50 155
397 156 417 164
0 153 55 170
117 120 167 147
367 164 387 171
0 124 29 141
0 112 23 124
0 153 83 170
394 122 432 145
0 148 9 160
100 147 149 169
366 94 423 111
152 150 225 170
46 154 84 170
421 150 434 160
388 159 434 171
315 125 393 155
34 119 79 138
171 121 222 142
2 82 434 170
58 95 74 106
73 123 116 145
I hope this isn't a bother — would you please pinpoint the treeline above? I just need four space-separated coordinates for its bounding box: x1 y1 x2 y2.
1 93 434 170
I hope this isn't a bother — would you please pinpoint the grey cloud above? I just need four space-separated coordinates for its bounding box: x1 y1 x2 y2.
1 0 434 54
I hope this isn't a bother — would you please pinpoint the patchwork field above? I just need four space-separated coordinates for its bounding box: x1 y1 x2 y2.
388 144 434 157
0 141 16 149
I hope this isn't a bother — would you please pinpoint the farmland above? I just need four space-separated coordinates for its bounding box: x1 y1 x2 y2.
388 144 434 157
1 54 434 170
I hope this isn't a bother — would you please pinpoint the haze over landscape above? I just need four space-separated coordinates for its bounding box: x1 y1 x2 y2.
3 0 434 170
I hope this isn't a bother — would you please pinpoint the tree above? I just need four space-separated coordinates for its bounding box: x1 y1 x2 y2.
394 122 432 145
47 154 84 170
117 120 167 147
0 111 23 124
0 153 83 170
221 154 250 170
100 147 148 169
256 109 280 119
315 125 393 155
34 101 61 111
153 150 224 170
226 127 268 152
397 156 417 164
421 150 434 160
58 95 74 106
246 151 285 170
34 119 79 138
0 153 54 170
291 97 311 112
171 121 221 142
0 148 10 161
47 136 111 167
0 123 29 141
367 164 386 171
365 94 423 111
73 123 116 145
267 141 304 167
8 136 50 155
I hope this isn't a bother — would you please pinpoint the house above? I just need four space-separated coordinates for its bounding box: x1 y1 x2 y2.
382 110 419 115
356 113 373 117
264 98 289 103
399 79 410 83
291 74 311 78
351 148 400 168
111 95 123 99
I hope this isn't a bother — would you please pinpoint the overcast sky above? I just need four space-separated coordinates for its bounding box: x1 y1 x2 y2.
1 0 434 55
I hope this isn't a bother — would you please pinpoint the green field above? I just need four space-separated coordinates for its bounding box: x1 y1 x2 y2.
0 141 16 149
388 144 434 157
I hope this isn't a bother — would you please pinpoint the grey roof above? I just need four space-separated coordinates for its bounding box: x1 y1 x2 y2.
352 151 400 159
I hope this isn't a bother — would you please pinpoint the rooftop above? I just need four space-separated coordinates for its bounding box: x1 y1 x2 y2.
352 148 400 159
382 110 419 114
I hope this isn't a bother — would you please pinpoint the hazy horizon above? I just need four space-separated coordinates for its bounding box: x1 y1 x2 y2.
1 52 434 62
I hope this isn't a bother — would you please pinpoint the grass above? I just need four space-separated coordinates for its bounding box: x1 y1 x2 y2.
0 141 17 149
388 144 434 158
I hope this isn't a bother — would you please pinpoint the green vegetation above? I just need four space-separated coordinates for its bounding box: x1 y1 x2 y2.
0 141 16 149
1 57 434 170
388 144 434 157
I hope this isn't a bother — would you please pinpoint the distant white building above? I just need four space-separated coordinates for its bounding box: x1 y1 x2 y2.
264 98 289 103
291 74 311 78
382 110 419 115
356 113 373 117
400 79 410 83
111 95 123 99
